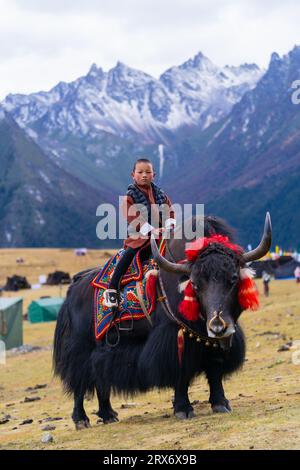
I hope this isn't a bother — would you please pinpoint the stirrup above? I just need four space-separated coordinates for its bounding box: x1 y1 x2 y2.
118 311 134 331
103 289 119 308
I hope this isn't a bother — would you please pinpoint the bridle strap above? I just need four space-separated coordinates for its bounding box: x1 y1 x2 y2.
165 237 177 263
157 269 218 345
157 270 181 326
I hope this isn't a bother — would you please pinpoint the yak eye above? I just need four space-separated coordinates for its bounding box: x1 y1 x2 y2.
231 273 239 284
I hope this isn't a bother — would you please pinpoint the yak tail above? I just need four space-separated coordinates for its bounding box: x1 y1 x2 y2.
53 295 95 397
53 298 71 379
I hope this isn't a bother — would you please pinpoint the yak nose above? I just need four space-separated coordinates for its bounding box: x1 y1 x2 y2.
208 311 228 336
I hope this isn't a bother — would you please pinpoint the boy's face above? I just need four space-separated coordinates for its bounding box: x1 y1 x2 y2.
132 162 155 187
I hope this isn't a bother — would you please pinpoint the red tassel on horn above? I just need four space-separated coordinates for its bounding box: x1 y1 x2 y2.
185 235 243 262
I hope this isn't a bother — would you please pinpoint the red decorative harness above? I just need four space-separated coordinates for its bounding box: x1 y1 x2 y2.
178 235 259 322
176 235 259 365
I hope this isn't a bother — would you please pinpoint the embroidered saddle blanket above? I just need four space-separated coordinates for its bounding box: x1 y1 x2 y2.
91 240 166 341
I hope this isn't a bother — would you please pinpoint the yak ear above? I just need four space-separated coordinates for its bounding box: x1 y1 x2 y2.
240 267 256 280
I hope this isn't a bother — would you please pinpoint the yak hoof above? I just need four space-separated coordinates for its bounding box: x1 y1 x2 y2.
75 419 91 430
96 409 118 419
103 416 119 424
174 410 196 420
97 409 119 424
212 405 231 414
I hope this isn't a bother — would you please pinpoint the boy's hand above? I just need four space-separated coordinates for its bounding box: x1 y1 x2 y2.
165 218 176 232
152 227 166 237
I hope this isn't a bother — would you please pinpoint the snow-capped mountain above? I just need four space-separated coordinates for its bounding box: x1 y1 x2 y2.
166 46 300 248
1 45 300 248
160 53 262 129
0 52 263 194
2 52 263 143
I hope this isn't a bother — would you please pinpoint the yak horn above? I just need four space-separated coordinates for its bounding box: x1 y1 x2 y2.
150 235 191 275
243 212 272 263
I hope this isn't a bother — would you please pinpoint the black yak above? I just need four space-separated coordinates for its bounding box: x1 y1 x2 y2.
53 214 271 428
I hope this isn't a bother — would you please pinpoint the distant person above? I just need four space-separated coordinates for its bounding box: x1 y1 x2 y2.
262 270 271 297
294 266 300 284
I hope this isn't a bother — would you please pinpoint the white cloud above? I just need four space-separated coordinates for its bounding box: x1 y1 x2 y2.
0 0 300 99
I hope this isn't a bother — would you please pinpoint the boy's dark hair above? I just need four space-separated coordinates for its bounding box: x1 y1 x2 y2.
132 158 154 172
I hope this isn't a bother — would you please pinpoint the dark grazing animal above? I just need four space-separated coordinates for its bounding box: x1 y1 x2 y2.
46 271 71 285
53 214 271 428
4 275 31 291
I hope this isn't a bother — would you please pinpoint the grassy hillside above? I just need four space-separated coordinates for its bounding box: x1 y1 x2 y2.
0 113 116 248
205 169 300 250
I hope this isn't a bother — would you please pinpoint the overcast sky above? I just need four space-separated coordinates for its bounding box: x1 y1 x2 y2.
0 0 299 99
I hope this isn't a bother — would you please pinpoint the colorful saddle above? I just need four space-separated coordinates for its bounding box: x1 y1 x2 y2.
91 240 166 341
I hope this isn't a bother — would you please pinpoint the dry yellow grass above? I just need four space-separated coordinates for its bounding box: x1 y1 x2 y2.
1 249 300 450
0 248 115 311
